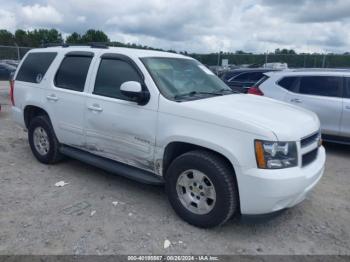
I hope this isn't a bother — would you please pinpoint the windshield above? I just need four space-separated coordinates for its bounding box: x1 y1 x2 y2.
141 57 234 101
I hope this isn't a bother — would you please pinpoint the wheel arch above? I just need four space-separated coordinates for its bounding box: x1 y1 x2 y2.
23 105 50 129
162 140 242 214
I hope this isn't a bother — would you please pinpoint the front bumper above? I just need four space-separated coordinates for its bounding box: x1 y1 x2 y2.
238 146 325 215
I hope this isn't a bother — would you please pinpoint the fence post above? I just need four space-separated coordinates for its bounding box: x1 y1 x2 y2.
14 43 20 61
322 54 326 68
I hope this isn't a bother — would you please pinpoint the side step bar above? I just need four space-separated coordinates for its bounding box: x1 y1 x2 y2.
59 146 164 186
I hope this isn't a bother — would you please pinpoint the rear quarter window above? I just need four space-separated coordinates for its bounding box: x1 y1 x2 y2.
277 76 298 92
16 52 57 83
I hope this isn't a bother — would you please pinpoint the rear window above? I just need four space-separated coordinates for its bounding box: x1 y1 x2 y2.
16 52 57 83
231 72 265 82
222 71 241 81
54 56 92 92
278 76 298 91
299 76 341 97
256 75 269 87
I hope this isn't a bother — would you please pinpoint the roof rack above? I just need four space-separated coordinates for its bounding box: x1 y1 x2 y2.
40 42 109 49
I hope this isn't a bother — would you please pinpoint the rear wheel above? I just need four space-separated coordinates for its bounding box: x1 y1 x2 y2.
28 115 63 164
166 150 239 228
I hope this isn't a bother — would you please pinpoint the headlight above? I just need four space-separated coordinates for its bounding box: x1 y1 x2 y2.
255 140 298 169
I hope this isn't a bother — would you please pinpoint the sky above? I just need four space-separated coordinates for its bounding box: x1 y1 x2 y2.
0 0 350 53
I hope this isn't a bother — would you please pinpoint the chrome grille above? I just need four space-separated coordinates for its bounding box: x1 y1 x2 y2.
301 132 320 148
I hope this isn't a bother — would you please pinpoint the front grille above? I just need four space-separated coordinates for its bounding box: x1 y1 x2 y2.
301 132 319 148
302 148 318 167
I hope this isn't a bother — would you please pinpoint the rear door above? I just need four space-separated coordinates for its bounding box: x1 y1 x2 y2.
285 75 343 135
340 78 350 137
46 51 94 147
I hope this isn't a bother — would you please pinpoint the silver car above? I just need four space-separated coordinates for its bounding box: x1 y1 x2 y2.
248 69 350 144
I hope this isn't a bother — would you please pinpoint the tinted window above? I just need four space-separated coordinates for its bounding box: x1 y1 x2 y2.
233 72 251 81
234 72 263 82
94 59 142 100
55 56 92 92
299 76 341 97
16 52 57 83
345 78 350 98
278 76 298 91
223 71 241 81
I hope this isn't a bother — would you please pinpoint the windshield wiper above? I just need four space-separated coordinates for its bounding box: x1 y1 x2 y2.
217 88 240 94
174 91 223 100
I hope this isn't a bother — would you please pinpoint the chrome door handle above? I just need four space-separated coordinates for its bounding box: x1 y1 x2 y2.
46 94 58 101
88 104 103 112
290 98 302 103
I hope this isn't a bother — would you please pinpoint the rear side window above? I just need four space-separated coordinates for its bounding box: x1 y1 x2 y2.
278 76 298 91
93 59 142 100
55 56 92 92
299 76 341 97
16 52 57 83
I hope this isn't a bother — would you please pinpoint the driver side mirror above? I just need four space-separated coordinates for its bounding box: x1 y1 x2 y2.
120 81 150 105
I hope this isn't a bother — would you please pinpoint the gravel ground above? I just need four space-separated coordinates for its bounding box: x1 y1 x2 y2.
0 81 349 255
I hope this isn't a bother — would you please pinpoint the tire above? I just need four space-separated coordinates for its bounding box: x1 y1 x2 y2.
28 115 63 164
165 150 239 228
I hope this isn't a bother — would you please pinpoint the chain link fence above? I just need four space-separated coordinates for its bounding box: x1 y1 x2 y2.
191 53 350 68
0 45 32 61
1 45 350 69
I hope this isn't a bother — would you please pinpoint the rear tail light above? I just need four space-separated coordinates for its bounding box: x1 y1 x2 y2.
247 86 264 96
9 79 15 106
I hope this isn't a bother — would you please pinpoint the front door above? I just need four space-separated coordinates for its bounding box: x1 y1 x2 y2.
84 54 157 172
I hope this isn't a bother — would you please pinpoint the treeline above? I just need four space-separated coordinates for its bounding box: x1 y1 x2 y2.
1 28 350 67
0 28 172 52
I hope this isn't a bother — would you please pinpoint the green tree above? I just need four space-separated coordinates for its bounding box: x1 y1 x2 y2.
81 29 109 43
0 30 15 45
14 29 29 46
66 32 82 44
26 29 63 47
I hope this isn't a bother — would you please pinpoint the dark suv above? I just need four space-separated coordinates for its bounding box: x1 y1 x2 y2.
221 68 278 93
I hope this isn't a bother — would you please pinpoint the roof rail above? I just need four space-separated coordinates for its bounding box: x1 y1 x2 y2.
290 68 350 72
40 42 109 49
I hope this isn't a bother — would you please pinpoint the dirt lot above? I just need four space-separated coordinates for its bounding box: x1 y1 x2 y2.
0 81 349 255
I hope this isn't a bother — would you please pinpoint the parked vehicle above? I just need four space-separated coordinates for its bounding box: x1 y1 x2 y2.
221 68 279 93
11 46 325 228
2 59 20 68
248 69 350 144
263 62 288 70
0 63 16 81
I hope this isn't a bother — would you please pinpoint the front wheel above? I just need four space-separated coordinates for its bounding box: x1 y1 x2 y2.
165 150 239 228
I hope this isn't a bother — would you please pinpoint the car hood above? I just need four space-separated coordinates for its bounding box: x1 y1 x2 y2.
162 94 320 141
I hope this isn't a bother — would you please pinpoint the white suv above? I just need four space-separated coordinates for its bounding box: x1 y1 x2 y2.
11 45 325 228
250 69 350 144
